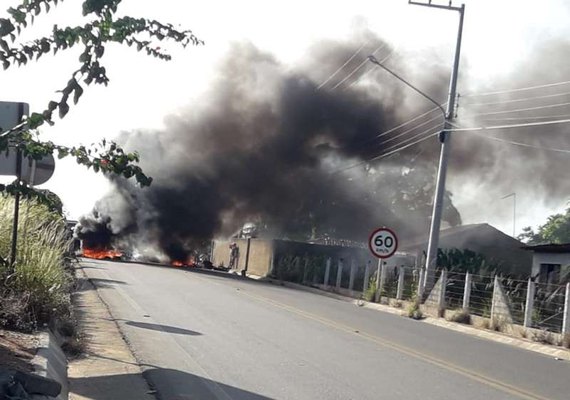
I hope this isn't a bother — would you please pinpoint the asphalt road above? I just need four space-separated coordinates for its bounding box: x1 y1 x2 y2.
80 259 570 400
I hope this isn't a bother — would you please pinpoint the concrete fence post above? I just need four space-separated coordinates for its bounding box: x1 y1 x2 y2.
396 267 405 300
348 259 356 291
462 272 472 311
562 282 570 335
438 269 447 315
302 257 309 284
324 257 331 288
523 278 536 328
362 261 371 295
374 259 382 302
490 275 499 320
417 268 425 300
335 259 344 290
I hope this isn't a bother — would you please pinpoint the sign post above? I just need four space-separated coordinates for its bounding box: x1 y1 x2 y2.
369 227 399 301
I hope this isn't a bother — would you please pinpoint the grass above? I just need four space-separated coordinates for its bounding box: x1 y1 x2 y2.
449 309 471 325
0 195 72 331
406 299 424 320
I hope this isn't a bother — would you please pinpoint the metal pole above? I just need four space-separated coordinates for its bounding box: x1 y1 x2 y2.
419 2 465 291
9 149 22 270
335 259 343 290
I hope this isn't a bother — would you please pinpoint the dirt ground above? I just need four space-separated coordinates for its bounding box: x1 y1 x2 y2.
0 329 39 372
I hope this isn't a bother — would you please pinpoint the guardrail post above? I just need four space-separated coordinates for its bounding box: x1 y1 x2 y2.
462 272 471 311
335 259 344 290
362 261 371 295
438 269 447 315
523 278 535 328
562 282 570 335
348 259 356 291
324 257 331 288
396 267 405 300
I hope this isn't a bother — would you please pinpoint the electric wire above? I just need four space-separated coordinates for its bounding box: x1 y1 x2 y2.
376 114 442 146
466 102 570 117
444 118 570 132
331 43 386 90
460 91 570 107
461 80 570 98
471 133 570 155
316 41 370 90
332 123 442 174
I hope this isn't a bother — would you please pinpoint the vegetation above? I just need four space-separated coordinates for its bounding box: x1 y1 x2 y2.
0 195 71 331
1 0 202 205
406 299 423 320
518 207 570 244
448 309 471 325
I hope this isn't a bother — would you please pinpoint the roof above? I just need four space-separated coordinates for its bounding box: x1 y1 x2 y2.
523 243 570 253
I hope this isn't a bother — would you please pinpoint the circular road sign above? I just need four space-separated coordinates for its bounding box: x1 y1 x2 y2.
368 227 398 259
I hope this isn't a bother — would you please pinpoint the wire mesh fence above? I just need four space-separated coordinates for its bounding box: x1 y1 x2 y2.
445 272 466 310
533 282 566 333
468 273 494 318
499 277 528 326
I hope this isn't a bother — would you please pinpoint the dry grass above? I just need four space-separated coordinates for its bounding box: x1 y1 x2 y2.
449 309 472 325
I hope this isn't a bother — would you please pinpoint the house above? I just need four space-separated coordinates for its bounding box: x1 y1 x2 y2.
401 223 533 277
523 243 570 285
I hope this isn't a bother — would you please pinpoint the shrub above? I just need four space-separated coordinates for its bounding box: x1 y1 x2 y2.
532 329 557 345
449 309 471 325
0 196 72 329
363 276 377 302
407 300 423 320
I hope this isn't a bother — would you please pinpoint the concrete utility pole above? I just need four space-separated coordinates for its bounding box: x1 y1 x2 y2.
409 1 465 291
501 192 516 237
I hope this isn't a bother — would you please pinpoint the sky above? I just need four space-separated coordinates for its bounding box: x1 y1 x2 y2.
0 0 569 236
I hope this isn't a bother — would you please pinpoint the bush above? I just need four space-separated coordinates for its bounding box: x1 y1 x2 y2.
531 329 557 346
0 196 72 330
363 276 377 302
407 300 423 320
449 309 471 325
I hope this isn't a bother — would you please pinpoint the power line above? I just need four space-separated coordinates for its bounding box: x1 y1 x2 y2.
376 114 442 146
444 117 570 132
461 91 570 107
467 101 570 117
331 43 386 90
472 133 570 155
332 129 440 174
344 51 396 90
461 80 570 98
474 114 570 122
316 41 369 90
369 105 442 141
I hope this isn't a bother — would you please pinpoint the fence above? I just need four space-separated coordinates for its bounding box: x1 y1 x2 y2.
271 255 570 337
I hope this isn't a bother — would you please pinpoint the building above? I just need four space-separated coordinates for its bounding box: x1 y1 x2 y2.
401 223 533 277
524 243 570 285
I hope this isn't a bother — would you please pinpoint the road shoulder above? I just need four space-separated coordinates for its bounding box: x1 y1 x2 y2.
68 266 155 400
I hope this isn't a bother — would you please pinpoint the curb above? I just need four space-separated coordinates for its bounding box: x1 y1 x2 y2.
263 278 570 361
30 330 68 399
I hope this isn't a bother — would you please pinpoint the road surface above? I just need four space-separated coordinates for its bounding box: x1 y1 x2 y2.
80 259 570 400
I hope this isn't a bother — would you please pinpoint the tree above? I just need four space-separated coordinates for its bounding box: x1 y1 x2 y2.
0 0 202 206
518 207 570 244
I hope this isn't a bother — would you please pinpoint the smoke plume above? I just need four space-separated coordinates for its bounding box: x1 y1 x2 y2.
76 33 570 260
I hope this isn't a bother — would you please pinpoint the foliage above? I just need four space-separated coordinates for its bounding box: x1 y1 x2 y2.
0 195 72 330
0 0 202 195
406 300 423 320
363 275 377 302
518 208 570 244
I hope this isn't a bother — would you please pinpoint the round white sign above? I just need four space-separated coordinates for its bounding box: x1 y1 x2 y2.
368 227 398 259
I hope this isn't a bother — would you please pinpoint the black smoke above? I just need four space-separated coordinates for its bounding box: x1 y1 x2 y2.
76 37 461 260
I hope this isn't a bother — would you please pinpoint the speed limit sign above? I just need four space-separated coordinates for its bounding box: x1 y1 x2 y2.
369 227 398 259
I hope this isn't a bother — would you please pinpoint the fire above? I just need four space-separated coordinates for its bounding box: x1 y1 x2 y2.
171 257 197 268
83 247 123 260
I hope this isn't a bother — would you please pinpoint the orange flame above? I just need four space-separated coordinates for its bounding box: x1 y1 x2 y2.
172 260 185 267
83 247 123 260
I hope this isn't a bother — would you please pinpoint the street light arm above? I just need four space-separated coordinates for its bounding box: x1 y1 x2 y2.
367 55 447 118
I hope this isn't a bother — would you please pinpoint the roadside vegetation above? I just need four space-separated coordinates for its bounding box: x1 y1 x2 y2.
0 195 72 332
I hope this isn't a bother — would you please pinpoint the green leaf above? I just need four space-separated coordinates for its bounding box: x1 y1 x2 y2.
58 101 70 119
73 85 84 104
